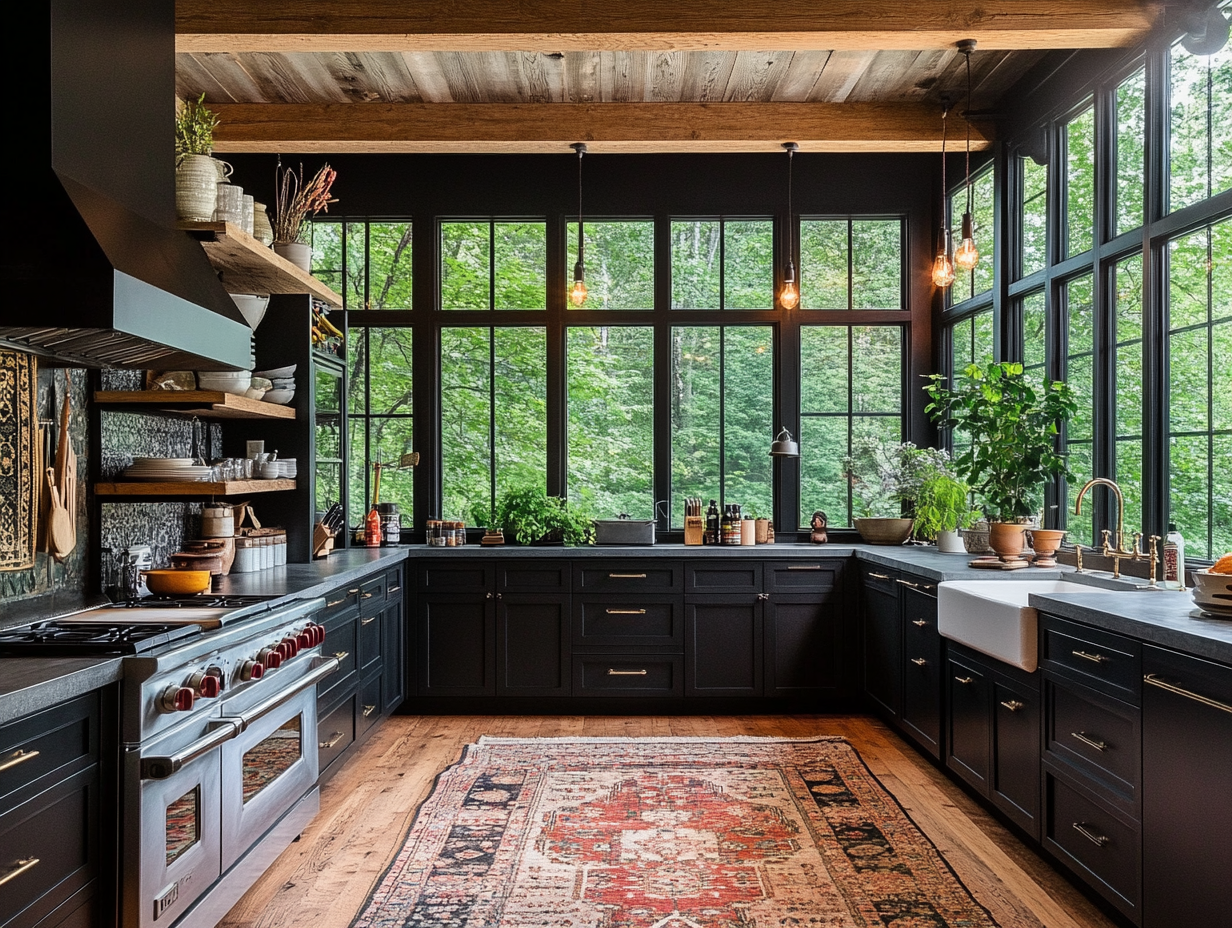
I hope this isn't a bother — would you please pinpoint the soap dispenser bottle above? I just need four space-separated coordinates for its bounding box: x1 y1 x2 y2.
1164 523 1186 590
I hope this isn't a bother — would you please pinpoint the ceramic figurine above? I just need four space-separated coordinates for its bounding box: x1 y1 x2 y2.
810 510 828 544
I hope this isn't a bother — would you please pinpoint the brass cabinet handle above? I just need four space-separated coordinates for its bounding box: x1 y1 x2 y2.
362 705 377 717
867 572 892 580
485 592 494 599
606 608 646 615
333 650 350 661
1072 649 1109 664
788 565 822 571
0 858 40 887
326 597 348 608
0 749 40 773
361 616 377 625
896 578 919 588
348 588 360 594
607 669 648 676
758 593 770 600
388 585 401 593
1144 674 1232 715
362 592 374 599
609 573 647 579
954 676 974 685
1000 700 1025 712
319 732 345 749
911 658 927 666
912 619 928 627
1072 822 1109 847
1071 731 1108 751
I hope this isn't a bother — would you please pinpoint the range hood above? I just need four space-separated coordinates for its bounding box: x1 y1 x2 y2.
0 0 252 371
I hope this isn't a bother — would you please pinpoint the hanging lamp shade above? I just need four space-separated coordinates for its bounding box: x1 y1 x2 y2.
768 426 800 457
953 39 980 272
779 142 801 309
569 142 588 307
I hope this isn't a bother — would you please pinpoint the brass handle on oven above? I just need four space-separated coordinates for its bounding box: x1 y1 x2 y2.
609 573 647 579
362 592 374 599
1071 731 1107 751
361 616 377 625
0 749 39 773
363 705 377 717
1072 822 1109 847
1144 674 1232 715
606 608 646 615
348 588 360 594
319 731 345 749
0 858 40 887
1000 700 1025 712
910 658 927 666
141 720 241 779
1072 649 1109 664
220 657 341 733
326 597 348 608
867 572 892 580
608 669 648 676
388 585 401 593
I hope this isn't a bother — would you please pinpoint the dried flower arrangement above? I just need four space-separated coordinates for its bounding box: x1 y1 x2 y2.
272 160 338 245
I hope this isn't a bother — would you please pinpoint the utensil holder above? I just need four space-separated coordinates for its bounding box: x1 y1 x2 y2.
312 522 335 558
684 516 704 546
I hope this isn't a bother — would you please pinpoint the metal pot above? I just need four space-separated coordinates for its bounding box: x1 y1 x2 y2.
594 515 656 546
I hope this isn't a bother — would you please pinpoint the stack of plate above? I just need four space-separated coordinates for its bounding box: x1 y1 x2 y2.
254 365 296 405
122 457 213 482
1192 569 1232 617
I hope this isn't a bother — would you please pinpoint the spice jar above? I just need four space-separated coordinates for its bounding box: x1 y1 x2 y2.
233 537 256 573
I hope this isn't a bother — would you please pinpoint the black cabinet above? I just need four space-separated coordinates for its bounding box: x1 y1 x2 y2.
418 592 496 696
861 567 902 720
765 596 840 697
685 597 763 696
1142 646 1232 928
499 594 571 696
946 647 991 791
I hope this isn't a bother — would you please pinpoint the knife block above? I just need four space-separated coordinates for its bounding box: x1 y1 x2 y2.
684 516 705 546
312 522 335 558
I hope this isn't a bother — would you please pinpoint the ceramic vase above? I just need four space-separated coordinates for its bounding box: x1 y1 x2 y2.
252 202 275 246
988 521 1028 562
936 528 967 554
175 153 219 221
274 241 312 272
1027 528 1067 568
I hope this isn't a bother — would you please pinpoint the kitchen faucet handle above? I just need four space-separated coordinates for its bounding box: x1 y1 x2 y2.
1073 543 1085 573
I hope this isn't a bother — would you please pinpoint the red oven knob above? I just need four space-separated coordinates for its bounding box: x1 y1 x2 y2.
257 647 281 669
158 686 195 713
279 637 299 658
205 665 225 693
240 660 264 681
188 671 220 698
310 624 325 646
296 631 313 650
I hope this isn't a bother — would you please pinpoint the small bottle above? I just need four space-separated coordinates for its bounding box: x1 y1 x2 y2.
1164 523 1186 590
719 505 732 545
706 500 720 545
729 504 743 544
365 507 382 547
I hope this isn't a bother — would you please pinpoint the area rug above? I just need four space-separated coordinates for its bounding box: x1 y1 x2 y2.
352 736 1000 928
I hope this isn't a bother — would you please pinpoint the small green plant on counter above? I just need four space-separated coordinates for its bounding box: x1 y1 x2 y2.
486 484 594 546
843 439 949 518
913 470 982 541
175 93 218 163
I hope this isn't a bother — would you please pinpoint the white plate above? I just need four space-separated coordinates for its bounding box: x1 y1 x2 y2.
254 365 297 379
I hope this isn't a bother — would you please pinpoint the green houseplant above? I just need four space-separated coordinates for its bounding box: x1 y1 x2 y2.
174 94 222 221
924 361 1077 560
483 484 593 546
843 439 948 545
913 469 982 552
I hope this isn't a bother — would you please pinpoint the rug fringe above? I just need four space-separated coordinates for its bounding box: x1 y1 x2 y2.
475 735 850 745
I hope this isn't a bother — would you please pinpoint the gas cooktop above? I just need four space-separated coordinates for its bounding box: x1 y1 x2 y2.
109 594 277 609
0 621 202 656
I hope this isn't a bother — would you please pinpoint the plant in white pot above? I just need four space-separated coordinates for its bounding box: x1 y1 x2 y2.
271 160 338 271
925 361 1077 563
913 467 982 553
843 439 947 545
174 94 221 221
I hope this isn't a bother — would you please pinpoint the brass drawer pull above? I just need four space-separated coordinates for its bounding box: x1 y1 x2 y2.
606 608 647 615
348 588 360 594
1144 674 1232 715
911 658 927 666
609 573 647 579
333 650 350 661
954 675 974 685
1072 649 1109 664
362 592 374 599
0 858 40 887
0 749 40 773
388 585 401 593
362 705 377 718
1000 699 1025 712
867 572 892 580
1072 822 1109 847
1071 731 1108 751
912 619 928 627
361 616 377 625
318 732 346 750
326 597 348 608
896 578 919 588
608 669 648 676
788 565 822 571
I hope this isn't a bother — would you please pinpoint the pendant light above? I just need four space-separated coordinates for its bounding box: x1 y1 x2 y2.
779 142 800 310
953 39 980 272
569 142 588 307
931 104 955 289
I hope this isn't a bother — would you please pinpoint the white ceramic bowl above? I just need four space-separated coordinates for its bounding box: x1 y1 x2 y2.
244 386 268 400
229 293 270 330
262 389 295 405
254 364 297 380
1192 570 1232 607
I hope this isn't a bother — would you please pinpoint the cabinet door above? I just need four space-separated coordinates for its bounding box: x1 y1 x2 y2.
862 571 901 718
765 594 841 697
381 599 404 713
991 673 1040 838
900 585 941 758
946 650 990 792
685 597 763 697
417 593 495 697
498 594 571 697
1143 646 1232 927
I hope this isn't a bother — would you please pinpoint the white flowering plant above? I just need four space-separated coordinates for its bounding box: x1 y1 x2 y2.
843 439 952 519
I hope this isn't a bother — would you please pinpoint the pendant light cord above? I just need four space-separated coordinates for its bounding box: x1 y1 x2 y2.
576 144 585 264
964 45 973 214
787 145 794 264
941 104 948 241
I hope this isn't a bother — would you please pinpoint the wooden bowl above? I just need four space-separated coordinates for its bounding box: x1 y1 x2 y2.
141 569 211 596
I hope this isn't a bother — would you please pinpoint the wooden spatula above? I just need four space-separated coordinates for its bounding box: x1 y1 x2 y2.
46 467 73 561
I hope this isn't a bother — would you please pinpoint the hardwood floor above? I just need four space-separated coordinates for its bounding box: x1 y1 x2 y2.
218 714 1116 928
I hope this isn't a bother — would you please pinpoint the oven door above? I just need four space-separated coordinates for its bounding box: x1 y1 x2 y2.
218 668 326 871
129 721 229 928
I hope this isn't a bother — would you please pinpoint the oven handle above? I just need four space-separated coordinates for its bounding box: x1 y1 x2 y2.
219 657 341 733
141 720 240 780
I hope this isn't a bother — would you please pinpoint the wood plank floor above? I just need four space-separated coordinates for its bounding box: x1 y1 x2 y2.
218 714 1116 928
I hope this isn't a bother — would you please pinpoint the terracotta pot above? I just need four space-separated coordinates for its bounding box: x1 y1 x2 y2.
988 521 1028 561
854 517 915 546
1027 528 1067 568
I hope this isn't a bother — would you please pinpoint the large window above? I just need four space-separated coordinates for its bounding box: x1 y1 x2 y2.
799 326 903 526
1021 291 1047 386
671 220 773 309
347 328 413 528
441 221 547 310
949 166 995 304
1020 156 1048 278
1065 106 1096 257
799 218 904 309
1064 275 1096 543
566 221 655 309
311 221 413 311
1116 69 1146 236
1168 221 1232 560
670 326 774 525
1169 9 1232 213
1114 255 1145 538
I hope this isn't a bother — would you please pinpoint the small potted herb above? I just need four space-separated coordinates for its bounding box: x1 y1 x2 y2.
485 484 593 546
913 468 982 553
174 94 222 221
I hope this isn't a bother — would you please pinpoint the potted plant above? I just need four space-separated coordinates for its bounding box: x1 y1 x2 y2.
843 439 947 545
745 503 771 544
484 484 593 546
271 160 338 271
913 468 982 553
925 361 1077 562
174 94 221 221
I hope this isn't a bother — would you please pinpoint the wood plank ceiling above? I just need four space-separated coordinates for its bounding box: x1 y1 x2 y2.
175 0 1166 153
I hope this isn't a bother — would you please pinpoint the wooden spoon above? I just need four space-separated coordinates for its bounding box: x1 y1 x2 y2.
46 467 73 561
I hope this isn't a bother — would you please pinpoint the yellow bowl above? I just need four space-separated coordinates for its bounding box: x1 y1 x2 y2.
142 569 212 596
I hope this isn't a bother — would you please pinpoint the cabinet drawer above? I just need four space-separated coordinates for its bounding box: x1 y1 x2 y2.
0 768 97 928
574 597 682 650
1045 677 1140 807
317 693 356 776
685 563 762 594
574 562 681 592
359 574 387 615
1045 773 1140 918
320 584 360 619
1042 616 1140 701
357 609 382 676
357 674 382 738
419 562 494 592
574 655 683 697
0 695 96 813
498 561 570 592
384 567 405 601
318 611 358 705
765 560 842 592
861 565 899 595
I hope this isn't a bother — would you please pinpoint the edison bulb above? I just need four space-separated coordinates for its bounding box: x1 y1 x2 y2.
569 277 588 307
932 250 955 288
779 280 800 310
954 212 979 271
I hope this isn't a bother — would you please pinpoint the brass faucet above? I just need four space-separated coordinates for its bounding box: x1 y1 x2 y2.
1074 477 1142 579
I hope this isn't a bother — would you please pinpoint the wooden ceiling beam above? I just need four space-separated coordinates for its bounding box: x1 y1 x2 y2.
177 1 1160 53
209 102 992 154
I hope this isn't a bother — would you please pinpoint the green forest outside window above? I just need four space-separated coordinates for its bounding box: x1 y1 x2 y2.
310 220 412 311
566 221 655 309
949 166 995 304
1169 7 1232 213
347 328 413 528
670 219 774 309
1065 274 1096 543
1116 69 1146 236
1115 255 1145 538
947 309 994 453
441 221 547 310
798 218 903 310
1020 156 1048 278
1066 106 1096 258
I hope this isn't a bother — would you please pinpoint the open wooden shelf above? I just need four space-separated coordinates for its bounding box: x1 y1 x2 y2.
177 220 343 308
95 479 297 497
94 390 296 420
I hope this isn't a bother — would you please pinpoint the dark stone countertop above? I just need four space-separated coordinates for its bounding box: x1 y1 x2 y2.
0 656 124 727
210 547 409 604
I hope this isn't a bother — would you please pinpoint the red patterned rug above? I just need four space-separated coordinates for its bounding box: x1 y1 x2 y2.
352 736 1000 928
